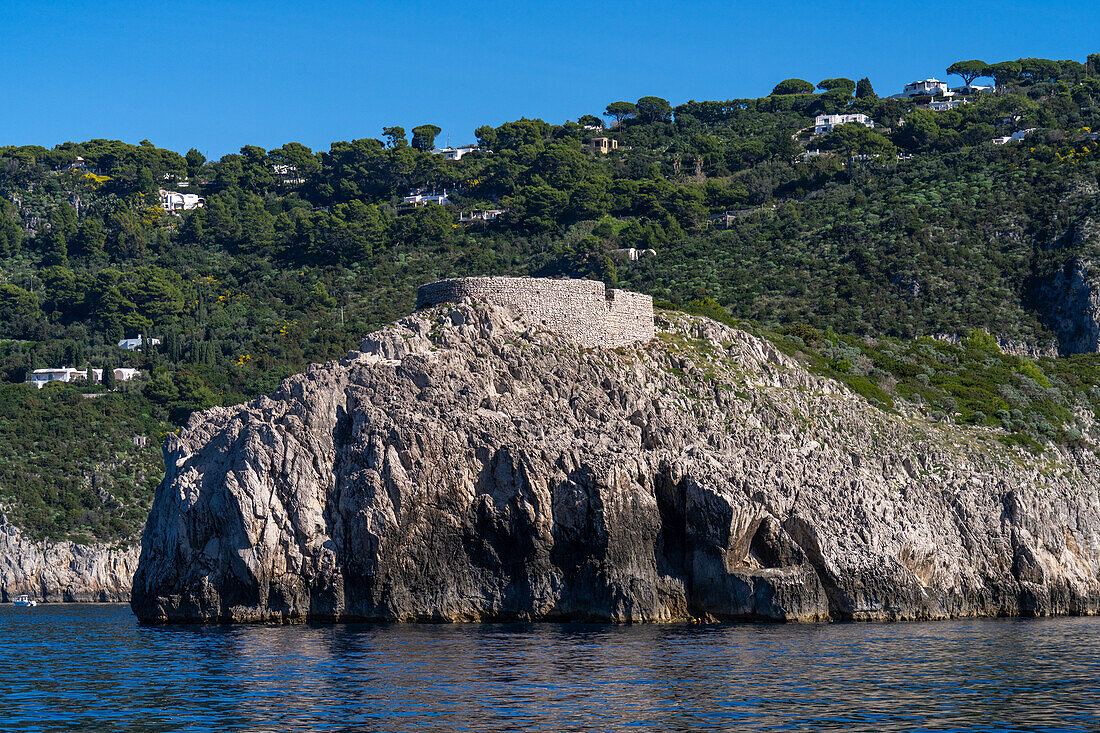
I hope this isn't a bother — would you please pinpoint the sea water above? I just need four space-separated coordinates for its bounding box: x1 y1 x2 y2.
1 605 1098 732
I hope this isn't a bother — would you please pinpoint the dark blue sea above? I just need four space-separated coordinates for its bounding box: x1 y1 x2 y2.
1 605 1097 732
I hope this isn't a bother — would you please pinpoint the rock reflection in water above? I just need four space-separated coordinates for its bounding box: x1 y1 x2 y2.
1 606 1098 731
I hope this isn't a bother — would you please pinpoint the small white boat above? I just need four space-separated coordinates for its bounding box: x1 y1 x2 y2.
12 594 37 607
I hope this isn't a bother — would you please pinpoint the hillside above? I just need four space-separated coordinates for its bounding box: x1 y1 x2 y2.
5 53 1100 542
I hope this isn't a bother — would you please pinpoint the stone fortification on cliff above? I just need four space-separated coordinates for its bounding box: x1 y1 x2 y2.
416 276 654 348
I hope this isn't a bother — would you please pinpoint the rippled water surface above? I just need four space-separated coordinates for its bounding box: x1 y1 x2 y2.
2 605 1099 732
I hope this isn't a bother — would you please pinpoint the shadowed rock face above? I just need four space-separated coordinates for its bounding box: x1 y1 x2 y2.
131 302 1100 623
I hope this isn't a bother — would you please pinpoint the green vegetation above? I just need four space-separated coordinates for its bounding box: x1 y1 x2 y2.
0 383 167 541
760 324 1099 452
2 52 1100 540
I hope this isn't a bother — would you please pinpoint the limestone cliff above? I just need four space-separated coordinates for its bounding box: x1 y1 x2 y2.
1 520 138 602
132 300 1100 623
1037 258 1100 354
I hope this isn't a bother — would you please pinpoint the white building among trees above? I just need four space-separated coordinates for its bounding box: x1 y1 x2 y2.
814 114 875 135
118 334 161 350
160 189 205 212
901 79 952 97
402 190 451 207
27 367 140 389
430 146 479 161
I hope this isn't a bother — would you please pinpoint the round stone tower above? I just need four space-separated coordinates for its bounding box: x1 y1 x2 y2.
416 276 654 348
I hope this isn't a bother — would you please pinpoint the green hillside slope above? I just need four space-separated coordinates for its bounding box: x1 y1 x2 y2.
4 54 1100 541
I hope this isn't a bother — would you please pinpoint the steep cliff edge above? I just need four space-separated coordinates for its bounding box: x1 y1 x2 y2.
1 520 138 602
131 301 1100 623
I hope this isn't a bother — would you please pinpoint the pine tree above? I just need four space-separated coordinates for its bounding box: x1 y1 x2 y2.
855 77 876 99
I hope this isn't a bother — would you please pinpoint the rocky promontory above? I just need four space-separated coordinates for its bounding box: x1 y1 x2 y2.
131 285 1100 623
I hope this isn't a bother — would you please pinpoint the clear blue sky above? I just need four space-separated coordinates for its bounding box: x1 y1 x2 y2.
2 1 1098 159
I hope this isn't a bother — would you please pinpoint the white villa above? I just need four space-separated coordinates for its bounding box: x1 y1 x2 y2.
993 129 1038 145
929 99 968 112
814 113 875 135
901 79 952 98
118 334 161 350
610 247 657 262
402 190 451 207
160 189 205 212
27 367 140 389
430 146 479 161
459 209 506 222
951 84 995 95
272 164 304 185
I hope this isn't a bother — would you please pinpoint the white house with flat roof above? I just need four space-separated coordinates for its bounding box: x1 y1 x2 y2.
814 113 875 135
993 129 1039 145
431 146 479 161
902 79 952 97
160 189 205 212
402 189 451 207
459 209 506 222
929 99 968 112
27 367 141 388
118 334 161 350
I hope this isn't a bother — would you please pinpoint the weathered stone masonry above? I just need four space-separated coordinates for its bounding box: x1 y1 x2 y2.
416 277 655 348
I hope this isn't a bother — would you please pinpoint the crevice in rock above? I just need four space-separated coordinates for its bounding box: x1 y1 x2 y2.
782 515 844 620
654 472 689 591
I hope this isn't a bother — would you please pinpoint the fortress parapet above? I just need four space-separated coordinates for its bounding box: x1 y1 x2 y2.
416 276 654 348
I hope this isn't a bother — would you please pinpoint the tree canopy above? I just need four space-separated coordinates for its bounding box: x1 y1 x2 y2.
947 60 988 86
604 101 637 123
771 78 815 95
410 125 441 151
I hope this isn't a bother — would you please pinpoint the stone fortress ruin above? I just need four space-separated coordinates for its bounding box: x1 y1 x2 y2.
416 276 655 348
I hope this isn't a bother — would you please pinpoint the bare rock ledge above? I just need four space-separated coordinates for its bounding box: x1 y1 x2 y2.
131 301 1100 623
1 520 138 602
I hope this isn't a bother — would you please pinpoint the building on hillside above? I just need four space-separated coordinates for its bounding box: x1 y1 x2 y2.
430 146 480 161
27 367 141 389
609 247 657 262
67 157 90 172
401 189 451 207
901 79 952 97
159 189 205 212
813 113 875 135
118 334 161 350
929 99 968 112
992 128 1039 145
584 137 619 154
459 209 506 223
712 210 752 228
272 164 305 185
27 367 86 388
950 84 995 95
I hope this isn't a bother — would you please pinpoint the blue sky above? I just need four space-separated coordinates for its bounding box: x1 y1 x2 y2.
1 1 1098 158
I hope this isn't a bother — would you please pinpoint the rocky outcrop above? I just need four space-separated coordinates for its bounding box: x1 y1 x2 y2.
1037 258 1100 354
132 300 1100 623
1 520 138 602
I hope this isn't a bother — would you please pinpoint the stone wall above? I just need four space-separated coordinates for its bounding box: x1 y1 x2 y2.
416 277 654 347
